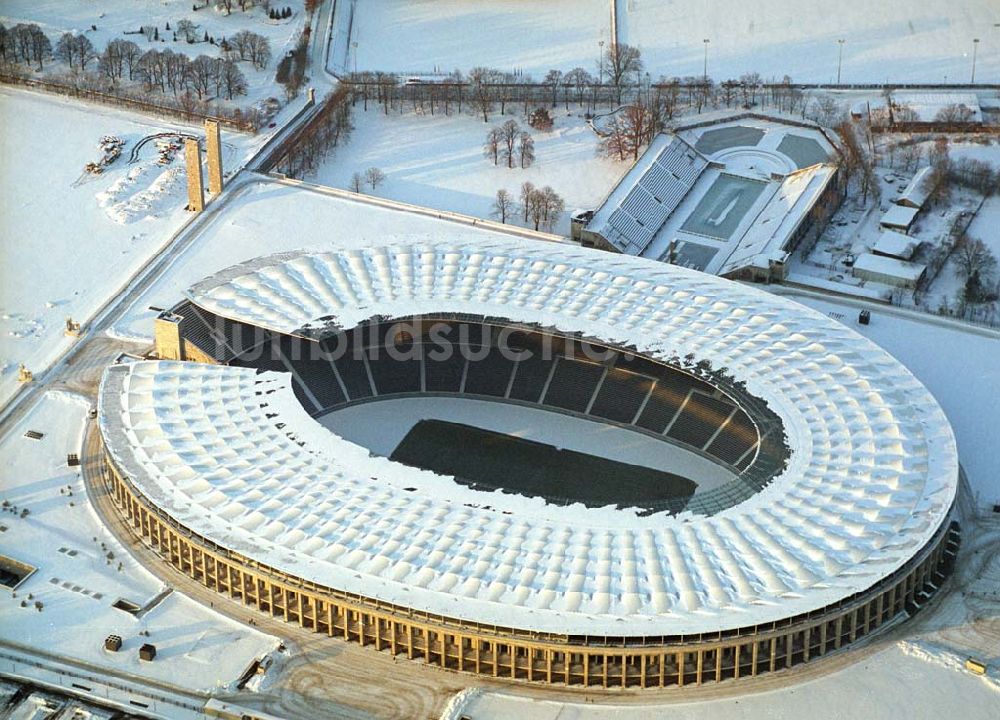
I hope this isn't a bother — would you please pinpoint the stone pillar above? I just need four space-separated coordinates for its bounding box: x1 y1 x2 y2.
154 311 184 360
184 138 205 212
204 119 224 195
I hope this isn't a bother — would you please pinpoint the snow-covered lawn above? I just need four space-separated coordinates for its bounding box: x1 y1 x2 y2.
310 107 628 234
0 89 235 406
109 179 557 341
0 391 278 692
623 0 1000 83
344 0 999 83
0 0 305 106
785 292 1000 510
342 0 609 77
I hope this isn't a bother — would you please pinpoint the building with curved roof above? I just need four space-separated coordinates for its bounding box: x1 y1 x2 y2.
97 239 960 687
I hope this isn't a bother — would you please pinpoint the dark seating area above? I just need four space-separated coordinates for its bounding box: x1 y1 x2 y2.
213 314 781 480
542 358 605 413
666 392 735 449
589 368 654 425
463 348 517 397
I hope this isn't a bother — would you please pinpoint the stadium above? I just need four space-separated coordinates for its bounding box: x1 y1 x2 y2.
96 239 960 688
578 113 844 282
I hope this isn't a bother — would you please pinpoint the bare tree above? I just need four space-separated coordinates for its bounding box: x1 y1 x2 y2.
469 66 500 123
492 189 514 223
216 0 235 15
954 236 998 280
218 58 247 99
176 19 198 43
540 186 565 231
600 116 629 161
810 95 842 126
517 131 535 168
621 101 654 160
0 24 9 65
349 172 364 193
99 40 126 82
605 43 643 104
56 33 95 73
519 181 535 223
26 25 50 70
498 119 520 168
543 69 562 107
225 29 272 68
364 167 386 191
246 32 271 69
483 126 501 165
935 103 976 125
188 54 216 98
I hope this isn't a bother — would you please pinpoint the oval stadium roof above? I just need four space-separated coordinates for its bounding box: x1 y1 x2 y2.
100 239 958 636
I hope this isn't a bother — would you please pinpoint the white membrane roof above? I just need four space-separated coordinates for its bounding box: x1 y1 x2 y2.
101 240 958 636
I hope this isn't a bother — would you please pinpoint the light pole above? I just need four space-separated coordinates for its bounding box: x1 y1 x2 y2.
837 39 845 84
971 38 980 83
599 40 605 84
703 39 710 81
351 41 358 75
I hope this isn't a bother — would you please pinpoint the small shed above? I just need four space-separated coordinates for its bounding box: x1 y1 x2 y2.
880 204 920 233
853 253 926 289
896 167 937 209
873 230 918 260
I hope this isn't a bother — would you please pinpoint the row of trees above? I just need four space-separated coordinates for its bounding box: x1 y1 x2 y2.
0 23 51 70
346 57 811 125
1 25 259 102
484 119 535 168
492 182 565 231
274 86 354 178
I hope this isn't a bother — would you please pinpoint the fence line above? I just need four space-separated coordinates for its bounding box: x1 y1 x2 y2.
0 73 258 133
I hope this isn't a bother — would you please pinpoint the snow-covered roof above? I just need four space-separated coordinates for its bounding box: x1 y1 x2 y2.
880 204 920 230
853 252 927 282
896 167 936 209
717 164 837 275
586 135 708 255
891 92 983 123
873 230 918 260
102 241 958 636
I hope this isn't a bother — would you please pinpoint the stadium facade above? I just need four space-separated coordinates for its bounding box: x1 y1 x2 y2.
97 240 960 687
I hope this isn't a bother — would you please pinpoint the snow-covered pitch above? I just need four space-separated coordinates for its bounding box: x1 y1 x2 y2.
98 239 958 637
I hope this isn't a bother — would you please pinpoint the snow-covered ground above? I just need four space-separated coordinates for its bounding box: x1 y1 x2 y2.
311 107 628 234
341 0 609 77
343 0 999 83
0 89 212 407
0 391 278 693
784 292 1000 510
109 180 552 340
622 0 1000 84
0 0 305 107
456 641 1000 719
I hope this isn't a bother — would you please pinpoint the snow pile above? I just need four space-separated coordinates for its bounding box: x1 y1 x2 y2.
103 166 186 224
439 687 484 720
898 640 1000 693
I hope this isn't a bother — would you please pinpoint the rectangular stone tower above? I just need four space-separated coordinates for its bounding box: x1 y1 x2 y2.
205 119 224 195
184 138 205 212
